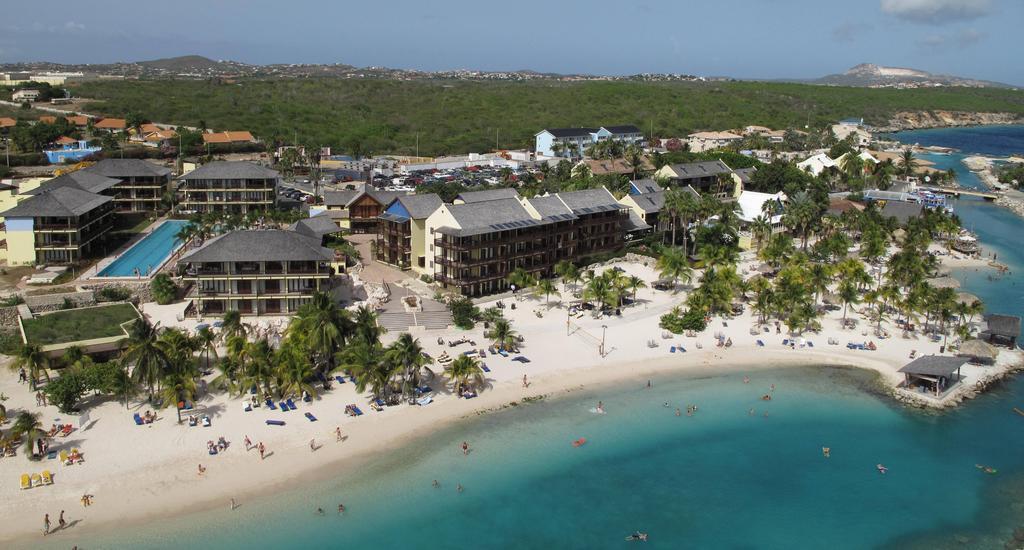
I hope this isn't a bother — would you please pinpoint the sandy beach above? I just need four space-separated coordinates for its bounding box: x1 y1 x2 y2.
0 254 1018 545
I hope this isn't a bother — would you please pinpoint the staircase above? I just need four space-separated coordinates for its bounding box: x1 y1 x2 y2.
375 298 452 332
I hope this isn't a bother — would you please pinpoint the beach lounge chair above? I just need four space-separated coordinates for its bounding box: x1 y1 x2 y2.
782 339 790 346
47 450 57 460
133 413 144 425
335 375 346 384
807 341 814 348
30 473 42 487
287 399 297 410
20 473 30 490
417 396 433 406
60 425 72 437
304 412 317 422
202 416 211 427
498 350 509 357
42 470 53 485
677 345 686 353
244 402 252 412
670 346 676 353
370 401 383 412
417 386 433 395
481 364 491 373
462 391 478 399
266 399 276 409
59 450 69 465
345 405 356 417
265 420 285 426
279 401 288 411
757 340 765 347
351 406 364 416
374 398 386 409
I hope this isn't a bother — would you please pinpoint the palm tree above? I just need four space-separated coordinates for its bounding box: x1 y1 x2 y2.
625 145 646 179
290 292 351 379
12 411 44 458
750 215 772 252
782 191 818 250
838 279 860 324
338 341 389 399
506 267 535 295
158 371 198 422
807 263 832 307
625 275 647 303
121 318 170 402
276 343 318 400
352 305 382 348
898 149 918 178
11 344 50 391
239 338 276 397
534 278 558 306
487 319 518 351
196 326 218 370
583 273 614 310
385 333 427 397
554 260 579 294
220 310 248 343
444 355 486 395
656 246 692 293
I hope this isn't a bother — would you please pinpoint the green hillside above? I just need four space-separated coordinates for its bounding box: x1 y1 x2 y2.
67 79 1024 157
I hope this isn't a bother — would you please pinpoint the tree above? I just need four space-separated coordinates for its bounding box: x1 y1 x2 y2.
448 296 479 330
898 149 918 178
487 319 518 351
385 333 427 397
444 355 486 395
196 326 218 370
289 292 351 380
838 279 860 324
625 275 647 303
121 318 170 401
12 411 44 458
656 246 692 292
782 191 818 250
534 278 558 306
554 260 579 294
43 371 88 413
151 273 178 305
10 343 50 391
749 215 772 252
506 267 535 295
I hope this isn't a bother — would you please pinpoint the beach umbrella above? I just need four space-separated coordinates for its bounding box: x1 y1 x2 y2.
955 292 981 306
926 277 961 289
958 339 998 364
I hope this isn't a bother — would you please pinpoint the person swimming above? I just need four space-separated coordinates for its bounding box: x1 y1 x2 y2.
626 532 649 542
822 447 830 458
597 401 604 413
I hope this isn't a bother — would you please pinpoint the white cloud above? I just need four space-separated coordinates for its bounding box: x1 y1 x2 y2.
881 0 991 24
917 28 985 50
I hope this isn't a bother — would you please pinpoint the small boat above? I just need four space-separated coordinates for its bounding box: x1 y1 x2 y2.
975 464 998 475
572 437 587 447
876 464 888 474
1014 407 1024 417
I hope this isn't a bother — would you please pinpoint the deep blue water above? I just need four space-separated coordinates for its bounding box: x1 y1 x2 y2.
893 125 1024 157
97 220 188 277
56 127 1024 549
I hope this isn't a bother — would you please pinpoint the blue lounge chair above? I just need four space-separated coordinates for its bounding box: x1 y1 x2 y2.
352 406 364 416
266 399 277 410
482 364 491 373
677 345 686 353
304 412 317 422
417 386 433 395
374 398 386 408
757 340 765 347
498 350 509 357
349 375 356 383
133 413 144 425
303 394 312 403
335 376 346 384
782 339 790 346
279 401 289 411
184 402 193 410
670 346 676 353
807 341 814 348
265 420 285 426
287 399 297 410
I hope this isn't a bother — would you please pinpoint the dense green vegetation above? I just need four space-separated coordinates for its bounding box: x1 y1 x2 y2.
68 79 1024 157
21 303 140 345
997 162 1024 188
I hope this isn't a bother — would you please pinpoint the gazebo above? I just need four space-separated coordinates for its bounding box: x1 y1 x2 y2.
957 339 998 365
898 356 968 397
981 314 1021 348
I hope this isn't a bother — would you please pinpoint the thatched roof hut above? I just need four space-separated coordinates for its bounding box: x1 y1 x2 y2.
957 339 998 365
955 292 981 306
926 276 961 289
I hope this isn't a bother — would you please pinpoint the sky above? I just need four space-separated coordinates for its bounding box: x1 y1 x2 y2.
0 0 1020 85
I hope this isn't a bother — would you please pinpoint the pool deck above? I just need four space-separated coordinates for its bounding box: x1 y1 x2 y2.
84 218 186 282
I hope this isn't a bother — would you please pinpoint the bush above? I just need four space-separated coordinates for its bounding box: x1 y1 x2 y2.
43 371 88 413
0 329 22 355
0 295 24 307
151 273 178 305
420 274 434 284
448 296 480 330
659 307 707 334
60 297 76 310
97 286 132 302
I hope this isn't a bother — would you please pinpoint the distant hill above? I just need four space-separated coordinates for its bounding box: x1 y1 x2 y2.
136 55 245 74
814 63 1014 89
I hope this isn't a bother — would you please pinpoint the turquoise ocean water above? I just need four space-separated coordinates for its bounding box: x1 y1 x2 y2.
61 127 1024 550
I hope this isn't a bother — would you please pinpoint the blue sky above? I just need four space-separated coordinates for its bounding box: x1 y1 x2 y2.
1 0 1020 85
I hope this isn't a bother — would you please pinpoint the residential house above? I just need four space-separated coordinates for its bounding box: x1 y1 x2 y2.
94 118 127 132
82 159 173 214
178 161 278 215
618 181 699 233
655 160 735 196
202 131 257 146
1 182 114 265
571 157 654 178
66 115 90 128
535 125 643 157
426 187 634 297
12 89 40 102
323 188 402 233
832 119 872 147
797 153 837 176
0 117 15 130
43 139 101 164
687 131 742 153
736 191 787 228
180 229 334 316
376 194 444 272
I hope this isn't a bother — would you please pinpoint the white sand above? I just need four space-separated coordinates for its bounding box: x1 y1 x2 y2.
0 255 1019 544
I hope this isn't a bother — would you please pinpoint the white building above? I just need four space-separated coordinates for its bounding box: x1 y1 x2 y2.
12 89 41 102
797 153 837 176
534 125 643 157
686 131 743 153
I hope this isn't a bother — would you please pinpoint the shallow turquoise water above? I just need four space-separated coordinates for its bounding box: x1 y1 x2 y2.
54 127 1024 549
98 220 188 277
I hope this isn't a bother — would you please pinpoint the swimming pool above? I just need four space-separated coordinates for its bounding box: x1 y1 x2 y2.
97 220 189 277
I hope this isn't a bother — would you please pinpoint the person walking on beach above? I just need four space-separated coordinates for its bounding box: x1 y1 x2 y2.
335 426 343 442
522 374 529 388
310 438 317 452
461 441 470 456
244 435 252 451
43 513 50 535
18 367 26 384
198 463 206 476
58 510 66 530
230 498 236 510
258 442 265 460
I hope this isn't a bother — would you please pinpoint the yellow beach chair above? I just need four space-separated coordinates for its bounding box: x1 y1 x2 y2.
59 450 69 465
41 470 53 485
30 473 41 487
19 473 30 490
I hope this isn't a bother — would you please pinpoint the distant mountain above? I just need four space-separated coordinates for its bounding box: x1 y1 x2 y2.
814 63 1014 89
136 55 238 72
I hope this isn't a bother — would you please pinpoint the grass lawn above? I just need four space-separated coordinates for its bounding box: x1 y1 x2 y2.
21 303 140 345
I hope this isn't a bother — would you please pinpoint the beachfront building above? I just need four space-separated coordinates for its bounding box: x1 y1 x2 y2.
82 159 173 214
534 125 643 158
898 356 967 397
323 188 402 234
376 194 443 273
654 160 736 196
178 161 279 215
180 229 334 316
980 314 1021 348
426 187 635 297
0 183 114 265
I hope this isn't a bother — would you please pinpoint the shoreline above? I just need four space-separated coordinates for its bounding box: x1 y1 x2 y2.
4 341 1020 547
878 115 1024 134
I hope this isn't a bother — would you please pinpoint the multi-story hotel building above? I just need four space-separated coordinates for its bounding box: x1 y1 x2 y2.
1 183 114 264
178 161 278 215
375 194 443 273
81 159 173 214
180 229 334 316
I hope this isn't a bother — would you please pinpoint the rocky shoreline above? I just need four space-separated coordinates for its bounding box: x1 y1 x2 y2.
877 110 1023 133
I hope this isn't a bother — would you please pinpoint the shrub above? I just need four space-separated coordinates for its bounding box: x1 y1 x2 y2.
420 274 434 284
60 297 76 310
448 296 479 330
0 329 22 355
0 295 25 307
151 273 178 305
97 286 132 302
659 307 707 334
43 371 88 413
